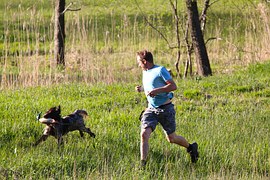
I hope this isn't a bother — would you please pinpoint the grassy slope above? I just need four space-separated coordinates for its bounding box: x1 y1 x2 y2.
0 61 269 179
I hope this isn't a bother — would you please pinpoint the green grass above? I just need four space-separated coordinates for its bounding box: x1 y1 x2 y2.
0 61 269 179
0 0 270 178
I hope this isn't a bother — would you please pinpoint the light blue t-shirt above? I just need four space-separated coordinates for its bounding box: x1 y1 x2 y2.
142 65 173 108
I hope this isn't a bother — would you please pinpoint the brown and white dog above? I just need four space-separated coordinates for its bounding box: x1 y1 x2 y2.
34 106 95 146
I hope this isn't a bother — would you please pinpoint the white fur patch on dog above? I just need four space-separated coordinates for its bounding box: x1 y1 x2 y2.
39 118 55 124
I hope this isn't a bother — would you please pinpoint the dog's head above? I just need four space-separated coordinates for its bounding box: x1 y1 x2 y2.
73 110 88 118
43 106 62 121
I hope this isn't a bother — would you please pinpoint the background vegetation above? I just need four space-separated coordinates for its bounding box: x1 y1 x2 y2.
1 0 270 88
0 0 269 179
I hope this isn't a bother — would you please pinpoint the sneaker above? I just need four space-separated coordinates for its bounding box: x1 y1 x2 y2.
187 142 199 163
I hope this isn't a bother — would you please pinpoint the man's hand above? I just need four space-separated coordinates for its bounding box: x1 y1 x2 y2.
147 89 158 97
135 86 144 92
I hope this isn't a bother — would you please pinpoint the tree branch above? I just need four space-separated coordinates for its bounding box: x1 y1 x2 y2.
209 0 220 6
200 0 220 32
134 0 177 49
61 2 81 14
205 37 222 44
169 0 182 78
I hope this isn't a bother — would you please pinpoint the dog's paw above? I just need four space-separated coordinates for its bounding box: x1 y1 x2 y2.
90 133 96 138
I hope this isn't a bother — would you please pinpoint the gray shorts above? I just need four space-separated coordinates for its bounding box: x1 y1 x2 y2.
141 103 176 135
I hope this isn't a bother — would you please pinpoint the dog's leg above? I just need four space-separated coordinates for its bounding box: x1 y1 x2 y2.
54 125 64 147
34 135 49 146
79 131 84 138
34 126 53 146
83 127 96 138
57 135 63 147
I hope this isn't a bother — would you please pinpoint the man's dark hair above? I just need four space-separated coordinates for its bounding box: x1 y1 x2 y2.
137 50 153 63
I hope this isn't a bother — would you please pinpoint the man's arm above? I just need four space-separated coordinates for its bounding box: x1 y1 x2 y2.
147 79 177 97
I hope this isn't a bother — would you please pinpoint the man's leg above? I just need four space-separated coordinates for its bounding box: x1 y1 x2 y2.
140 127 152 166
166 132 189 147
166 132 199 163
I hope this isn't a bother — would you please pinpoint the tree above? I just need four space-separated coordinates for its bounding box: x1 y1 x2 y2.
186 0 212 76
136 0 213 77
54 1 81 67
54 0 65 66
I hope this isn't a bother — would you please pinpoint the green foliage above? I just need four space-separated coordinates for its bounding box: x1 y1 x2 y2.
0 61 270 179
183 89 202 99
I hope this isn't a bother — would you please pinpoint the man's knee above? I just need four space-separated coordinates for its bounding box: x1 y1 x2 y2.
141 128 152 140
166 133 176 143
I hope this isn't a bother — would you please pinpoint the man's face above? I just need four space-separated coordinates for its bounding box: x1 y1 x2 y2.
137 55 147 70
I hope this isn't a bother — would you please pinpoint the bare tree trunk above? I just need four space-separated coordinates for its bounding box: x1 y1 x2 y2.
184 21 193 78
54 0 65 66
200 0 210 33
186 0 212 76
169 0 182 78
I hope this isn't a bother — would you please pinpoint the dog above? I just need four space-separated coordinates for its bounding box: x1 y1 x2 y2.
34 106 95 146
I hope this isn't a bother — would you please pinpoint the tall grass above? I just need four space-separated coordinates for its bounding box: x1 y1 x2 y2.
1 1 270 89
0 61 269 179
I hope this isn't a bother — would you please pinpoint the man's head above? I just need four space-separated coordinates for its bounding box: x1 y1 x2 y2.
136 50 153 63
136 50 154 70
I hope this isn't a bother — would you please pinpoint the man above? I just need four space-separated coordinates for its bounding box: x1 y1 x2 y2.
135 50 199 167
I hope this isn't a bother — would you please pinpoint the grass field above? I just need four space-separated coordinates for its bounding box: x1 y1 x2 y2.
0 61 269 179
0 0 270 179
